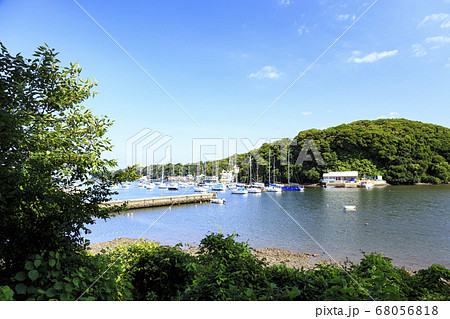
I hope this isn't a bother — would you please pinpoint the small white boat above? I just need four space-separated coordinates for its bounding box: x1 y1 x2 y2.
194 186 208 192
266 183 283 192
231 187 248 195
168 183 179 191
247 187 262 193
265 186 282 192
211 183 225 191
343 205 357 210
122 183 131 189
359 180 374 189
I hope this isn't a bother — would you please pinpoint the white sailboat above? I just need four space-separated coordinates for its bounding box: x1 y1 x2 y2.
266 150 282 192
231 187 248 194
158 165 168 189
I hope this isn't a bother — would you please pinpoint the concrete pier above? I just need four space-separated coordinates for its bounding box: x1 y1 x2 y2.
101 193 217 210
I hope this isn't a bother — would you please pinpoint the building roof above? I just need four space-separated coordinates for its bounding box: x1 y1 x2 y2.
323 171 359 178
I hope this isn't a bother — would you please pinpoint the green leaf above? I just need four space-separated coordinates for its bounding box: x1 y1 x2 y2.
54 281 64 290
15 283 27 295
45 288 57 298
27 286 38 294
34 259 42 268
28 269 39 281
65 283 74 293
14 271 27 282
25 260 35 271
72 277 80 288
49 259 56 267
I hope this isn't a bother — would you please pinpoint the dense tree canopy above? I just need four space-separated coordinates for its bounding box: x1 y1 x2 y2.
289 119 450 184
152 119 450 185
0 43 137 285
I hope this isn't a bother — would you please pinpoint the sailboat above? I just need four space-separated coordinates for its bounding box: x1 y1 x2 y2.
266 150 282 192
158 164 168 189
281 149 304 191
247 156 262 193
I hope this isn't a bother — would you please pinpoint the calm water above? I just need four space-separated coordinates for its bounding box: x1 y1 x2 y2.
86 184 450 270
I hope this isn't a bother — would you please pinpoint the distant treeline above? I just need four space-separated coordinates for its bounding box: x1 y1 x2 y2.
133 119 450 185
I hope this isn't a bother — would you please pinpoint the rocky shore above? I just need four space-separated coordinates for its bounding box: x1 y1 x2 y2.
88 238 329 269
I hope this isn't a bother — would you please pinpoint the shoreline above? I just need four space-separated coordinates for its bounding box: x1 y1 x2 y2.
88 238 422 274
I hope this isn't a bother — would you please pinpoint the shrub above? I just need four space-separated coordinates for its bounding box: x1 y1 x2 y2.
182 233 269 300
11 250 132 301
107 240 195 300
408 264 450 300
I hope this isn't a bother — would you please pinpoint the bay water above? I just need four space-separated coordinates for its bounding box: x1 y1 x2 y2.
86 184 450 270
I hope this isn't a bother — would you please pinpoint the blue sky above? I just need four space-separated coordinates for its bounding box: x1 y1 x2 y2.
1 0 450 167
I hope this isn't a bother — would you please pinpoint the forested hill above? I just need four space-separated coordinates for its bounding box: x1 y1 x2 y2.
289 119 450 184
142 119 449 185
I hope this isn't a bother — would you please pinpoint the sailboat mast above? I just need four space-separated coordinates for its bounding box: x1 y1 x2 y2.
235 153 238 183
288 149 290 185
273 157 276 183
249 156 252 185
269 150 271 184
256 162 259 182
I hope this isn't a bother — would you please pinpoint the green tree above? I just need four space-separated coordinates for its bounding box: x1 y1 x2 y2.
0 43 137 285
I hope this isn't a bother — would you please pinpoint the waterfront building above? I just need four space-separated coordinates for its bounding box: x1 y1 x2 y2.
322 171 359 182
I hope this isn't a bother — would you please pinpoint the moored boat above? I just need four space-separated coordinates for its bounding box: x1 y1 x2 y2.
231 187 248 195
211 183 225 191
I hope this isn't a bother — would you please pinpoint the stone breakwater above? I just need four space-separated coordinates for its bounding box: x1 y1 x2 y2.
100 193 217 210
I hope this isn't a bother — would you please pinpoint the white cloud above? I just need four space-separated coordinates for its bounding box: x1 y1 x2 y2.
412 44 427 57
348 50 399 63
248 66 282 79
419 13 450 28
279 0 292 6
425 36 450 44
336 14 355 22
297 25 309 35
301 112 312 116
337 14 350 21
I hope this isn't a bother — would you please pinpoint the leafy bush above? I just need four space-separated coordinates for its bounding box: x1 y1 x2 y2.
4 233 449 301
182 233 269 300
106 240 195 300
11 250 132 301
408 264 450 300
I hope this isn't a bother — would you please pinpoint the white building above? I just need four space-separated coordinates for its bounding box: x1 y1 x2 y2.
322 171 359 182
220 170 233 184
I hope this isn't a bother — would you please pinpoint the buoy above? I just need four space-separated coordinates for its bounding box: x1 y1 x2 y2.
365 223 368 226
